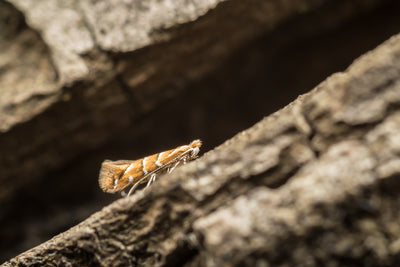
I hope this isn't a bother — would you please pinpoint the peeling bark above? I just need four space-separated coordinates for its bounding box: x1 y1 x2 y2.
4 29 400 266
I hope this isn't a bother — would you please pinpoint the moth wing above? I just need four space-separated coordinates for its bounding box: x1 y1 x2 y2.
98 159 133 193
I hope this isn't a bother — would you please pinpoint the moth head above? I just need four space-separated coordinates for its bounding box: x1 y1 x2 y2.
99 160 130 193
189 147 200 159
189 139 202 159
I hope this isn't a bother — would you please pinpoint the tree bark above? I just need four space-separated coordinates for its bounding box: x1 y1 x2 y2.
0 0 393 202
2 0 400 265
4 29 400 266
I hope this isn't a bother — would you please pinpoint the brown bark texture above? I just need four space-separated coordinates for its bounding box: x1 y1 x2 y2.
1 0 400 266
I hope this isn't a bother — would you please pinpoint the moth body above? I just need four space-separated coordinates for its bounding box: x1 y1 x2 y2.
99 140 202 196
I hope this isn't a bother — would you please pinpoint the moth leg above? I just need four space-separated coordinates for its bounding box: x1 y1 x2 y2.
146 173 157 187
127 176 147 196
168 161 181 173
151 173 157 184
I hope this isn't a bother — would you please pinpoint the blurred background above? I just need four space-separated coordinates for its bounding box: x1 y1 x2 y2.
1 0 400 262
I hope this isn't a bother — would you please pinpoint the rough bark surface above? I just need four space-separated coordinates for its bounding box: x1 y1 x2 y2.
2 0 400 265
4 29 400 266
0 0 392 202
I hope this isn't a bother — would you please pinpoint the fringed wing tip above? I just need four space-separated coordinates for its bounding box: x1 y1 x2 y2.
98 160 118 193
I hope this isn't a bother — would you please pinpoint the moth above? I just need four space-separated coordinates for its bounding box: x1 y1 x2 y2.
99 140 202 196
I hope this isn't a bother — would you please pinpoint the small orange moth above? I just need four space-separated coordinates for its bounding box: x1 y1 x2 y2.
99 140 202 196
